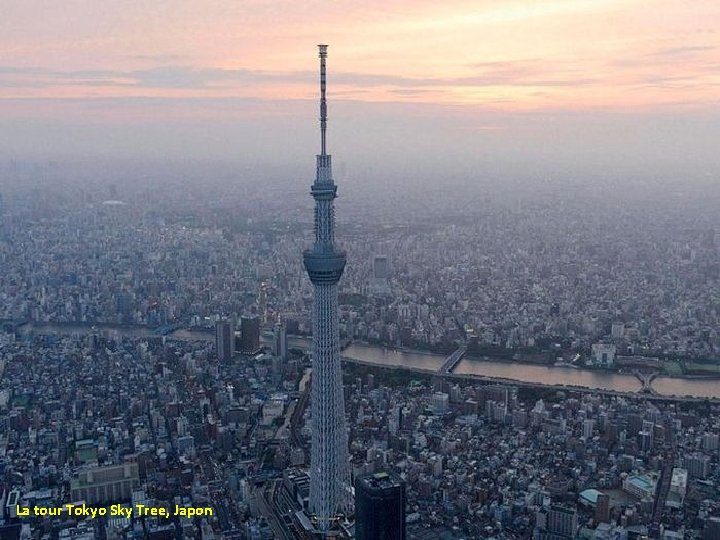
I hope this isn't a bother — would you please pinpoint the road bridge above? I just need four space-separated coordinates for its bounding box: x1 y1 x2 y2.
438 346 467 375
633 370 659 394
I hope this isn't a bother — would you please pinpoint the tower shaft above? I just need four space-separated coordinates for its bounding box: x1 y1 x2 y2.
302 44 350 534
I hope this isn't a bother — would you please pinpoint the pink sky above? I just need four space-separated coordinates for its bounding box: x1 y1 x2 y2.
1 0 718 110
0 1 719 167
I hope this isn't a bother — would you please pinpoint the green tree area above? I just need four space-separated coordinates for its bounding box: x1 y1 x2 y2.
341 361 432 388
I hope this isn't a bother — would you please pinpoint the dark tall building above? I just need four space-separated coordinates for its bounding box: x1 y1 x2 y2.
116 292 133 324
372 255 390 279
355 472 406 540
272 320 288 360
705 517 720 540
595 493 610 523
0 192 5 237
240 316 260 354
215 320 233 362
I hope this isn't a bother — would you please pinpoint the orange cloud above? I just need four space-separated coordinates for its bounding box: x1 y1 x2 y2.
0 0 718 112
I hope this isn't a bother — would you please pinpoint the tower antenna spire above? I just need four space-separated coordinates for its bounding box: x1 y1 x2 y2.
319 44 328 156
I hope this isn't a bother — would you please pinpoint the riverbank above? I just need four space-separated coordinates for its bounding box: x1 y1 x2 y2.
463 352 720 382
340 356 720 404
442 370 720 404
11 321 720 399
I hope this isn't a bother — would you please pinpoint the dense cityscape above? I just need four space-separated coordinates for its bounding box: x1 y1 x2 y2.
1 162 719 370
0 156 719 539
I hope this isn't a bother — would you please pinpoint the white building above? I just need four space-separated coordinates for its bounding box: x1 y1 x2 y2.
611 322 625 339
623 473 658 499
592 343 616 367
432 392 449 414
666 468 687 508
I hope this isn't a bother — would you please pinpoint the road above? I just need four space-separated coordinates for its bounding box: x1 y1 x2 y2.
290 373 311 465
255 481 292 540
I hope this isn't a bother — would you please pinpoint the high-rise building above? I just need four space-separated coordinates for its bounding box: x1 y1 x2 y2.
639 419 654 451
703 433 719 452
681 453 711 479
302 44 351 534
273 320 288 360
70 462 139 504
705 517 720 540
116 292 133 324
240 316 260 355
372 255 390 279
370 255 391 294
595 493 610 523
215 320 233 362
666 468 688 508
355 472 406 540
257 282 268 324
537 505 578 539
591 343 616 366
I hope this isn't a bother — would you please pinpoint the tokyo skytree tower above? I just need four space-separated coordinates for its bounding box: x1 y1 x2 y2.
302 44 351 534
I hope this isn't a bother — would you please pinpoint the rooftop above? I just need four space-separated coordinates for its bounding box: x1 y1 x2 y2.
359 471 404 491
579 488 604 505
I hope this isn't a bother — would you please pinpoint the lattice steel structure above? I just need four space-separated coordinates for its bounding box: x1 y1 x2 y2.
302 44 351 535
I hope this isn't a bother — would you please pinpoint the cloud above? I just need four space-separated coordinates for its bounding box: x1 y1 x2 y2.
131 54 187 63
0 62 598 92
649 45 717 57
0 66 132 89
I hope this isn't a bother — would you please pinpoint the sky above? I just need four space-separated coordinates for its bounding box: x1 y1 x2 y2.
0 0 719 175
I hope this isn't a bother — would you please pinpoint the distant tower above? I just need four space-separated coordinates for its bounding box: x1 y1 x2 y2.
215 320 233 362
302 44 351 533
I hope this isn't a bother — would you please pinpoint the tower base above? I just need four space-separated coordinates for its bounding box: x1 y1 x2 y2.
295 510 354 539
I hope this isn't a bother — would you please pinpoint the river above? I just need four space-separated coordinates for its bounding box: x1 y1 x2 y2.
15 323 720 399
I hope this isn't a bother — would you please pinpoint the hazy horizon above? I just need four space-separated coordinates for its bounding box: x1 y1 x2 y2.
1 1 719 176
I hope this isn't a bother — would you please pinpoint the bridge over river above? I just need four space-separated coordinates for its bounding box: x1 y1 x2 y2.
438 346 467 374
633 370 659 394
17 322 720 400
429 346 718 402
